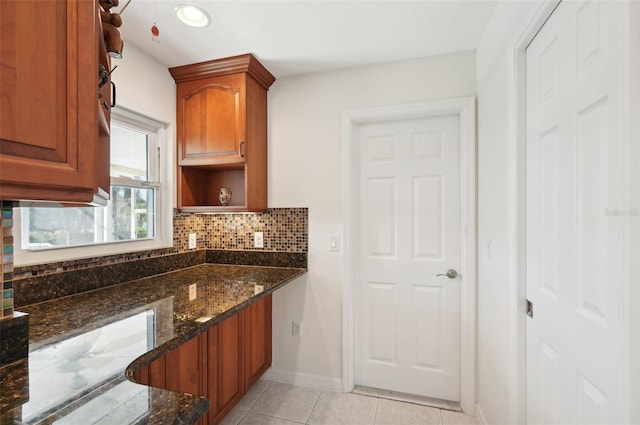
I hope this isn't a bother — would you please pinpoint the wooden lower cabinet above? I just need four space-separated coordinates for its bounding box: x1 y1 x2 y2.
166 335 207 398
243 294 273 388
136 355 167 388
134 295 272 425
207 311 244 424
135 335 207 425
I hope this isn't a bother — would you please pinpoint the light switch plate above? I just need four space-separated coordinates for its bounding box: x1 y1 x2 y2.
189 284 197 301
188 233 197 249
254 232 264 248
329 234 340 252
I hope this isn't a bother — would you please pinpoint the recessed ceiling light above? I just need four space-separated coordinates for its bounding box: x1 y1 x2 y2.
175 4 210 28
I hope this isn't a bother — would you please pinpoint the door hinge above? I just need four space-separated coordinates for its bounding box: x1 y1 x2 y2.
526 299 534 318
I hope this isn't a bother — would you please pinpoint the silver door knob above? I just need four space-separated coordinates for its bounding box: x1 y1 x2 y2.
436 269 458 279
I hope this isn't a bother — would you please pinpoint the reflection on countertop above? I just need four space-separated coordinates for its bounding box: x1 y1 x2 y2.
0 264 305 425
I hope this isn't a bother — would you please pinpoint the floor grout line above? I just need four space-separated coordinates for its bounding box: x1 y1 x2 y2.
372 394 379 425
304 387 323 424
249 411 306 424
246 380 272 412
235 409 249 425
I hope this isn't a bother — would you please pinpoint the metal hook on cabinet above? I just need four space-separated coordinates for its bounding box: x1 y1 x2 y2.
111 81 116 108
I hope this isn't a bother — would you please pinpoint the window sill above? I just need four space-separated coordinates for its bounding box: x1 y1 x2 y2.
13 236 174 267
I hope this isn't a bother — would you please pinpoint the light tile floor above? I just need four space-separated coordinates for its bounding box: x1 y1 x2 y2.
220 380 479 425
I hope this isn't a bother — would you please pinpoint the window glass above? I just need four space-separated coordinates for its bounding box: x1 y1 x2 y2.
110 123 149 180
24 207 102 248
110 186 155 241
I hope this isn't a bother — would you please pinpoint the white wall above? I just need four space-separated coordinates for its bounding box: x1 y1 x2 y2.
266 51 476 388
115 43 176 126
475 2 541 424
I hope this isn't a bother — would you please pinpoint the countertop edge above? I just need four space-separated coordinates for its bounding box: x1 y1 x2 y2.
171 395 210 425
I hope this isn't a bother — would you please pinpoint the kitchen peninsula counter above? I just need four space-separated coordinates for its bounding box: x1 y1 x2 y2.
0 264 305 425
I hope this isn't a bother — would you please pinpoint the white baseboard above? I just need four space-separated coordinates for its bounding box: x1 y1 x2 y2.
475 403 488 425
262 368 343 392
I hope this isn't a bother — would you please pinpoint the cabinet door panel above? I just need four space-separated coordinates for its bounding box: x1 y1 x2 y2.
178 74 246 166
134 365 150 386
219 313 243 408
208 312 244 424
244 295 273 387
0 0 67 159
148 355 167 389
0 0 104 202
134 356 168 389
165 336 204 396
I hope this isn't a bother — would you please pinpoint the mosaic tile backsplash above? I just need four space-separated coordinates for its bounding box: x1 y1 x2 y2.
1 201 15 319
206 208 308 252
11 208 307 306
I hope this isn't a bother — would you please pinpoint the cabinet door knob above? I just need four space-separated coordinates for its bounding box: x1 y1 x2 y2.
239 140 245 157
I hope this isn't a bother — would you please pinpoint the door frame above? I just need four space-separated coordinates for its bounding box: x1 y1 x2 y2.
341 97 477 414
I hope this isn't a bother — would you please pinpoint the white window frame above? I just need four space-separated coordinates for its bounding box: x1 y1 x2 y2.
14 107 173 266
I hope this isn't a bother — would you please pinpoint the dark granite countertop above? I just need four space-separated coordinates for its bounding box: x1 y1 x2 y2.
0 264 305 425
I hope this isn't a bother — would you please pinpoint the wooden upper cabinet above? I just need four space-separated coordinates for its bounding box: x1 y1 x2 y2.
0 0 110 205
169 54 275 213
177 74 246 165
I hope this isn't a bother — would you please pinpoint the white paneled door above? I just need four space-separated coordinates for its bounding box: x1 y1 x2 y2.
526 1 626 423
354 115 461 402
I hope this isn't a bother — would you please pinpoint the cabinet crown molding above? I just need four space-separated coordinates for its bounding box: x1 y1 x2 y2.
169 53 276 90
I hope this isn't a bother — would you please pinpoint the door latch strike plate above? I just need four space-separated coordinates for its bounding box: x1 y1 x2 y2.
526 299 534 318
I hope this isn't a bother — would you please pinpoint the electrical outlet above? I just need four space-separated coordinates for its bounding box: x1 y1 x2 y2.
292 321 302 337
254 284 264 295
254 232 264 248
189 284 197 301
188 233 197 249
